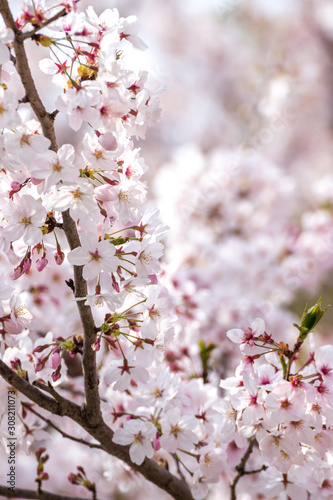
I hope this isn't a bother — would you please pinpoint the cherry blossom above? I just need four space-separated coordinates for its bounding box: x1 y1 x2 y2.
67 233 118 280
112 420 155 465
1 195 46 246
159 407 199 453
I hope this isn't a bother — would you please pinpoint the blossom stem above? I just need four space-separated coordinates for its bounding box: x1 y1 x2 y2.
121 298 147 315
116 338 126 360
172 453 194 476
22 402 103 449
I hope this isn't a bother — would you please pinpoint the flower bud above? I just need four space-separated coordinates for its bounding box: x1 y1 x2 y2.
294 298 329 340
91 337 101 351
50 351 61 369
54 251 65 265
35 447 47 461
51 366 61 382
153 433 161 451
10 265 24 280
36 257 48 272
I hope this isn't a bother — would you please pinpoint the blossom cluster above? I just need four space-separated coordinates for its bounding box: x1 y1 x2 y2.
0 1 170 386
221 314 333 499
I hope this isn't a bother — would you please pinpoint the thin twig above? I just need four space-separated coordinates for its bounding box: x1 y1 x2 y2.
230 438 261 500
22 402 103 450
21 1 81 40
172 453 189 485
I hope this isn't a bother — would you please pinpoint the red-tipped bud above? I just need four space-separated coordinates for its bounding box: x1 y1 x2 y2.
54 251 65 265
36 257 48 272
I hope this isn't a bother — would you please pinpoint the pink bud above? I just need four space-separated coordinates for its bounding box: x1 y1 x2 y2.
35 358 45 372
54 251 65 265
50 351 61 369
153 433 161 451
91 338 101 351
33 344 50 354
10 265 24 280
38 472 49 481
36 257 48 272
10 357 22 371
35 447 46 461
10 181 21 191
68 473 79 484
111 274 120 293
23 256 32 274
51 368 61 382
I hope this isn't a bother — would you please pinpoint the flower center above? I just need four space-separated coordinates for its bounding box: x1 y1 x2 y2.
279 398 291 409
20 216 31 226
52 160 62 172
134 432 143 444
89 250 101 262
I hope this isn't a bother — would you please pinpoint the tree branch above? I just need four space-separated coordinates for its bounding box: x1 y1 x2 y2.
62 210 102 428
230 438 257 500
86 422 194 500
0 361 194 500
0 485 95 500
0 361 60 416
22 402 103 450
0 360 83 421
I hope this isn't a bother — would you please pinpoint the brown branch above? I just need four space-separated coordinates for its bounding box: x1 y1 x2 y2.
0 360 83 421
0 485 95 500
0 360 61 416
238 465 267 476
230 438 257 500
85 422 194 500
22 402 103 450
62 210 102 428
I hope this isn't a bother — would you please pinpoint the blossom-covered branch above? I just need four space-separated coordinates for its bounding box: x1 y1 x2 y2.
0 1 332 499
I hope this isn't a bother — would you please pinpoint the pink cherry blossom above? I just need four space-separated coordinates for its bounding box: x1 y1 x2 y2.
112 420 155 465
159 408 199 453
67 233 118 280
1 194 46 246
